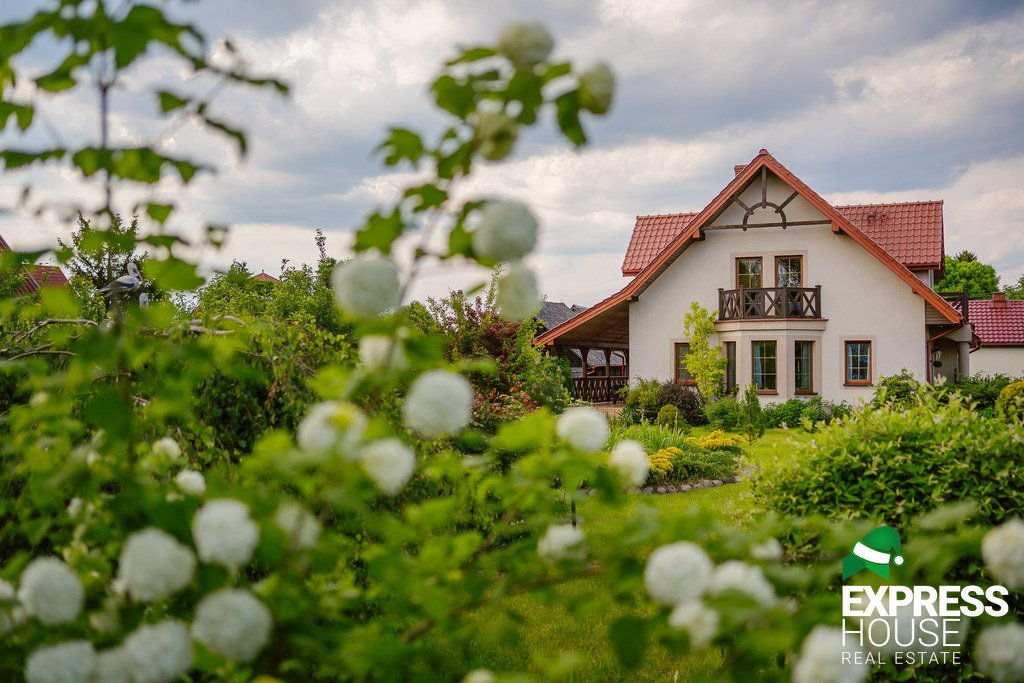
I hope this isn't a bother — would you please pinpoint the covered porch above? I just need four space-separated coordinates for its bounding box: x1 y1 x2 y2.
538 296 630 403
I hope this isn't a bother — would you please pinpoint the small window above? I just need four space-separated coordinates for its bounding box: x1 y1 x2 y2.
795 341 813 393
724 341 736 393
751 340 777 392
845 341 871 385
675 343 695 385
736 257 762 289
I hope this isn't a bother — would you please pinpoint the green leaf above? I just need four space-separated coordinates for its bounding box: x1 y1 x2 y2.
0 148 65 170
198 111 247 157
142 234 188 249
146 256 204 291
505 71 543 125
432 74 475 118
436 141 472 180
446 46 496 66
555 90 587 146
157 91 189 113
403 183 447 212
353 209 404 253
379 127 425 167
0 100 33 131
609 617 649 669
145 203 173 224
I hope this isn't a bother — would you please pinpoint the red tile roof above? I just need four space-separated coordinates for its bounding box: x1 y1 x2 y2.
0 233 40 296
28 264 68 288
622 201 944 275
968 299 1024 346
253 272 280 283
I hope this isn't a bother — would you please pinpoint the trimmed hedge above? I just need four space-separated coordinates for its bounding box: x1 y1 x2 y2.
754 393 1024 529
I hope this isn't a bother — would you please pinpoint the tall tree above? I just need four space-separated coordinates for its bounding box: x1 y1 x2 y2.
1004 273 1024 300
935 251 1000 299
57 213 149 291
683 301 726 401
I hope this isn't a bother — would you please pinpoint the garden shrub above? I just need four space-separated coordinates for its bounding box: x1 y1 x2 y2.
622 377 661 414
871 368 921 408
646 449 675 484
658 381 706 425
995 379 1024 424
739 384 765 443
684 429 747 451
763 399 806 428
644 446 738 485
704 396 741 430
610 422 690 452
754 391 1024 529
524 355 572 414
947 373 1015 413
655 404 682 429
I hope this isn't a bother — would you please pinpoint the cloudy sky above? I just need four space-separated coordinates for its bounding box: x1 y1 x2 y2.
2 0 1024 305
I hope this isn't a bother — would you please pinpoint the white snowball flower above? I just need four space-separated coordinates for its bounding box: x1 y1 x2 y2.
497 22 554 68
472 200 538 262
668 601 719 651
609 440 649 487
402 370 474 438
67 497 84 519
793 625 869 683
474 111 519 161
358 334 407 371
975 623 1024 683
94 648 131 683
19 557 84 625
361 439 416 496
151 437 180 460
192 588 272 663
117 527 196 602
25 641 96 683
495 262 539 321
578 62 615 115
537 524 586 562
123 620 194 683
462 669 496 683
331 254 401 318
750 538 784 562
982 518 1024 589
191 499 259 570
175 469 206 496
296 401 367 459
707 560 776 607
556 406 610 453
275 502 322 549
643 542 713 606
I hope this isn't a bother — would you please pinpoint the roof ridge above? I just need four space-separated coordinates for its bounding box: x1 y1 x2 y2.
835 200 943 208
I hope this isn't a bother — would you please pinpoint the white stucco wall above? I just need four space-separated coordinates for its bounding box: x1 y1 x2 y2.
628 173 928 404
970 347 1024 377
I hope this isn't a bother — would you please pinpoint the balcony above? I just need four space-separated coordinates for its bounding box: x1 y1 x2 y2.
718 286 822 320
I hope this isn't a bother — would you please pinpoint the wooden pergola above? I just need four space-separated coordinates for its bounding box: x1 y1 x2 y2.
539 297 630 402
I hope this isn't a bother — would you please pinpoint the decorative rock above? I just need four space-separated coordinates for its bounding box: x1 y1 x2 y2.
667 486 677 493
642 487 653 494
656 487 667 494
692 483 703 490
678 485 691 492
712 480 723 487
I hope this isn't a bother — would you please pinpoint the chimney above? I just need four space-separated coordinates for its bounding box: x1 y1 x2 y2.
993 291 1007 309
734 165 746 177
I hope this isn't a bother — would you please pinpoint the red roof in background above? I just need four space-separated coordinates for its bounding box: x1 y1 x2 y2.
0 233 40 296
622 201 944 275
28 264 68 288
253 272 280 283
621 213 697 274
835 201 943 269
968 299 1024 346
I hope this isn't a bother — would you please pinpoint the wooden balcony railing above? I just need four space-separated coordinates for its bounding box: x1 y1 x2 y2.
572 377 628 403
718 286 822 320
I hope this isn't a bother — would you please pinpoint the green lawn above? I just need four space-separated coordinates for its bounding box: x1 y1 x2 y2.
426 428 813 681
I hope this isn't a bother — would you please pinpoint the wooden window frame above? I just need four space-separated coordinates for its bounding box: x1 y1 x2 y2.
735 256 763 289
723 341 736 394
794 340 814 394
751 340 777 394
774 255 803 287
674 342 696 386
844 340 872 386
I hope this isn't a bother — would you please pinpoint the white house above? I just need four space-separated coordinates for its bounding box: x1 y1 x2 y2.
537 150 974 403
966 293 1024 376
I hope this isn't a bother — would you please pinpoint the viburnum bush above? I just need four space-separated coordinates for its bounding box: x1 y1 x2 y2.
0 4 1022 683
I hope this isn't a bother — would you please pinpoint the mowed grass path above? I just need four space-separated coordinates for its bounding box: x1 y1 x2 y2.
428 428 812 681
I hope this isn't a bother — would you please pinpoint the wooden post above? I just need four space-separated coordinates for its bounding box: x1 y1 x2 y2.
603 348 612 378
579 346 589 378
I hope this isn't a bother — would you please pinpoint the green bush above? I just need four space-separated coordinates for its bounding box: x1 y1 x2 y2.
871 368 920 408
524 356 572 413
947 373 1015 412
645 446 738 485
704 396 741 430
655 404 682 429
995 379 1024 424
739 384 765 443
622 377 661 414
763 399 806 428
754 392 1024 529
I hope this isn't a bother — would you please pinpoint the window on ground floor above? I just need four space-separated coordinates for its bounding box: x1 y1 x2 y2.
845 341 871 385
795 340 813 393
723 341 736 393
751 340 777 392
675 343 695 385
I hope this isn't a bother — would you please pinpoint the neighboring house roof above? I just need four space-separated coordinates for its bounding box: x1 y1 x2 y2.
28 264 69 288
0 232 41 295
968 297 1024 346
622 202 943 275
539 149 962 347
253 272 280 283
536 301 580 331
